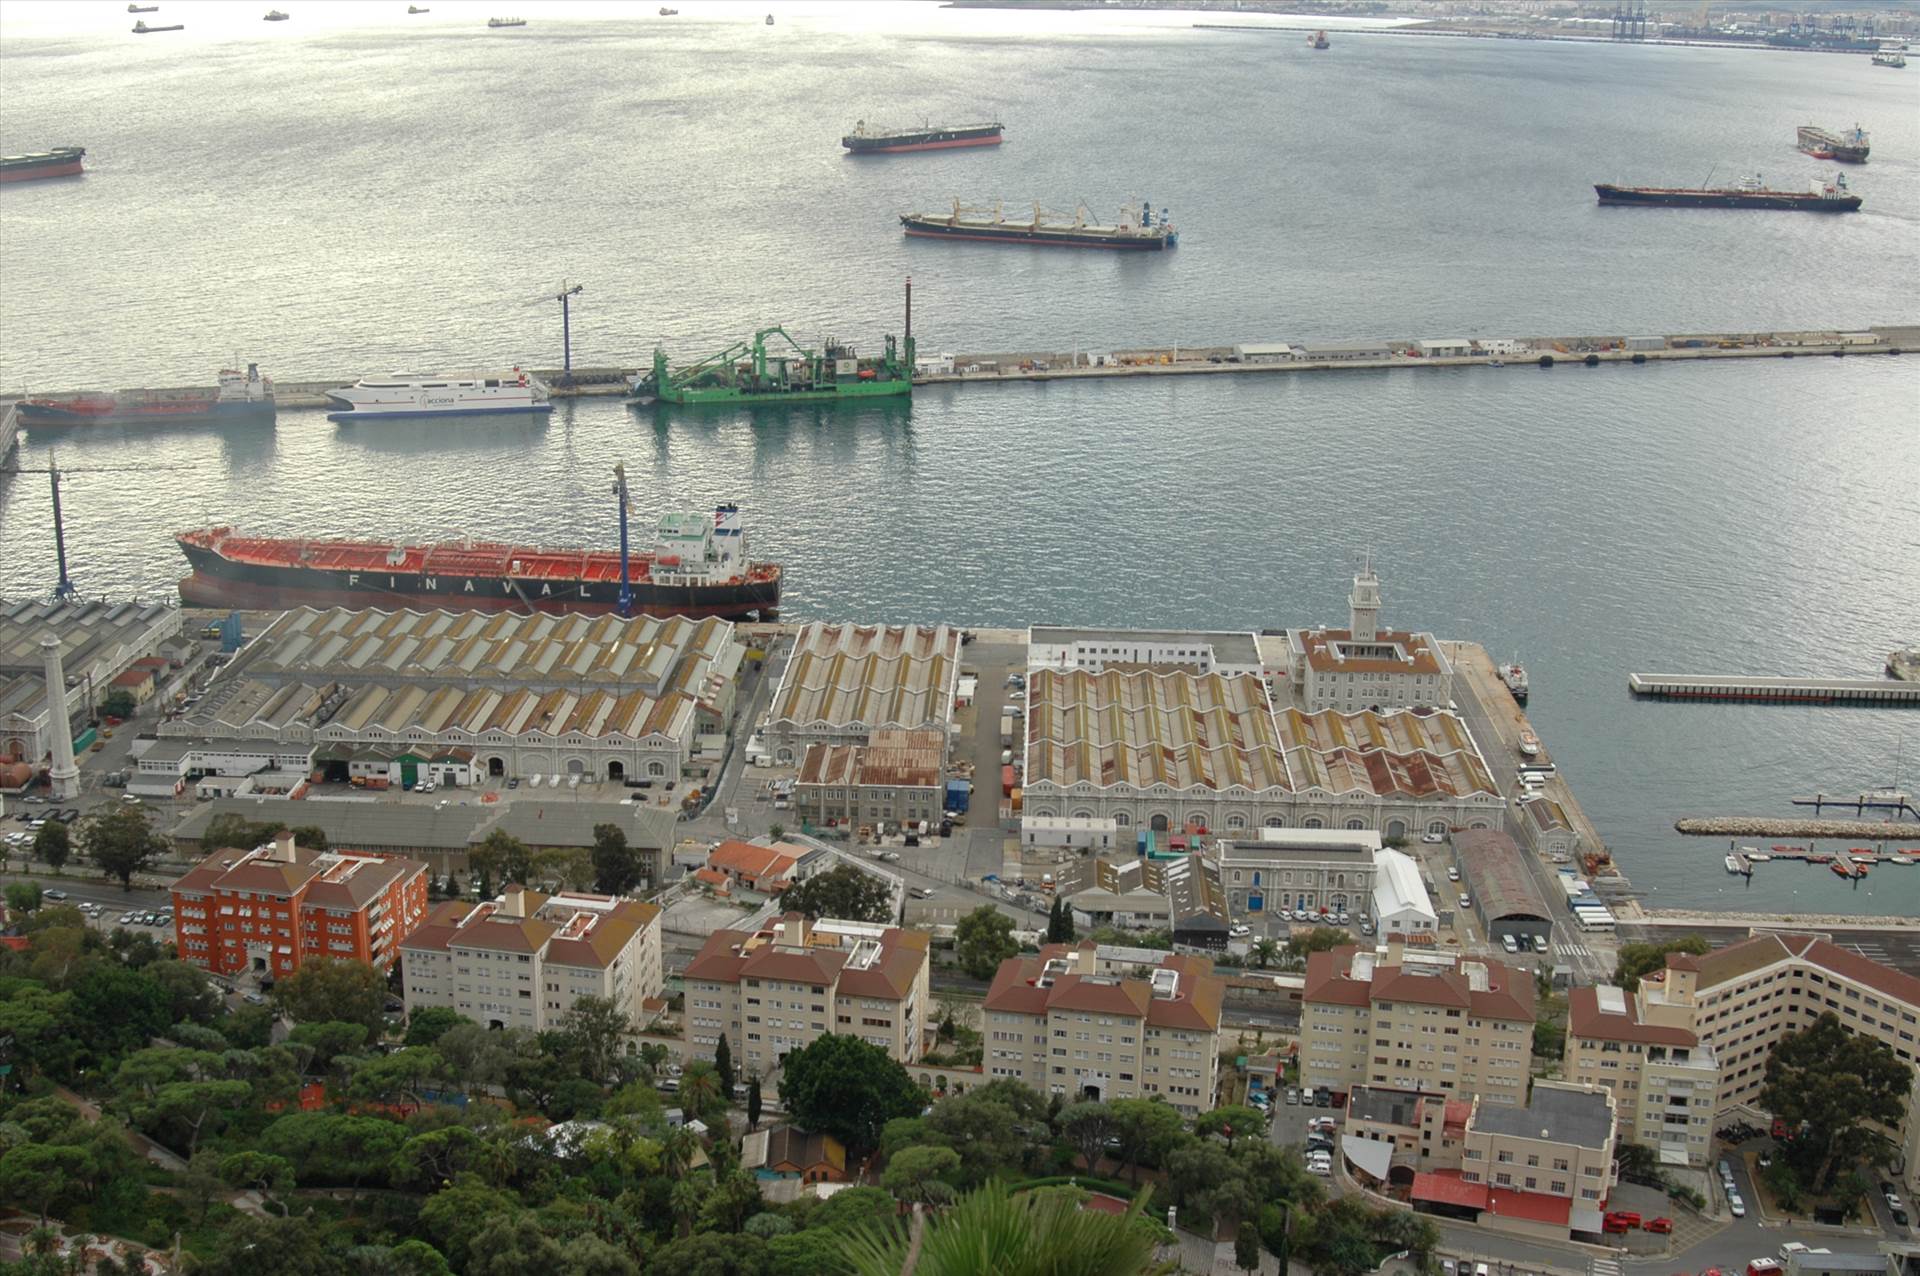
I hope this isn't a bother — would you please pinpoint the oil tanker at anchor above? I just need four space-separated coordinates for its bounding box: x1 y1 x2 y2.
1594 172 1861 212
175 468 781 619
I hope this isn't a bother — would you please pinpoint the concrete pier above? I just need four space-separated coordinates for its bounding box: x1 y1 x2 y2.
1675 816 1920 840
1628 672 1920 705
4 325 1912 410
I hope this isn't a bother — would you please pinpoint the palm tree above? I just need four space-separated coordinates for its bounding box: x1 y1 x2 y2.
680 1058 725 1121
669 1176 706 1239
660 1125 698 1178
845 1182 1172 1276
1250 938 1280 970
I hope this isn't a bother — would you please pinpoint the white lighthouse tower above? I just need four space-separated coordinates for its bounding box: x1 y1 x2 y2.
40 635 81 801
1348 555 1382 642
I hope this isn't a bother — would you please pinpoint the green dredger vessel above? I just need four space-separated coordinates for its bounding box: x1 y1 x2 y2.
628 281 916 406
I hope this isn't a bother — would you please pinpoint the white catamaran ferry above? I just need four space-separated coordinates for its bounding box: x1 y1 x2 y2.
325 370 553 422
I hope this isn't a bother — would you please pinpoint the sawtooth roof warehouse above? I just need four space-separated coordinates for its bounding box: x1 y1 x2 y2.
153 607 744 786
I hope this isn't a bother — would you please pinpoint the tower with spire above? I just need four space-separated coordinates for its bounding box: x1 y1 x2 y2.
1349 553 1381 643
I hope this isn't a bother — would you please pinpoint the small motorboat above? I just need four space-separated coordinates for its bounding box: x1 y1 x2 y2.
1830 861 1851 878
1744 852 1771 863
1725 854 1745 875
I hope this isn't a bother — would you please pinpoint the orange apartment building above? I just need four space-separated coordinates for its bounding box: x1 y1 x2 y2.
171 830 430 979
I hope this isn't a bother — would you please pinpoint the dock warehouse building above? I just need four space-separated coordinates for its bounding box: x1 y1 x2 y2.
793 727 947 831
1 599 182 770
1450 828 1553 949
763 622 961 763
1295 342 1394 362
156 606 742 784
1020 665 1501 840
1207 829 1381 918
1230 343 1299 364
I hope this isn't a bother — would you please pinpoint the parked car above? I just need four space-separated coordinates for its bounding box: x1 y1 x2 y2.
1458 893 1472 910
1446 866 1460 881
44 889 69 900
1645 1218 1673 1234
243 991 268 1005
1284 1088 1298 1106
1728 1193 1746 1219
1229 923 1252 938
1421 832 1444 844
119 913 136 925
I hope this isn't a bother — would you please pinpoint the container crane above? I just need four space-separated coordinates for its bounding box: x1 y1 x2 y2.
0 452 194 598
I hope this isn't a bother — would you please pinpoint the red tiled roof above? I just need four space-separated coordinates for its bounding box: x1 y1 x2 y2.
1801 936 1920 1007
1298 628 1445 677
1487 1187 1572 1225
707 840 802 880
740 946 845 986
683 929 749 984
693 867 730 887
1411 1170 1489 1210
1567 986 1697 1047
1303 947 1372 1008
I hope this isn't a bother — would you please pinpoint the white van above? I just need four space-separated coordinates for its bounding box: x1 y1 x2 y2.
1500 934 1520 954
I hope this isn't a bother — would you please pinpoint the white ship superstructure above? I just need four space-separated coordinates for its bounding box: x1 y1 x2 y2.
325 370 552 422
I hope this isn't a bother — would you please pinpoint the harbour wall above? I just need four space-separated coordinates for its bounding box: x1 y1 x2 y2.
3 326 1912 409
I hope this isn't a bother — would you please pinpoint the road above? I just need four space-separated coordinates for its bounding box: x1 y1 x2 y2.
1442 642 1614 986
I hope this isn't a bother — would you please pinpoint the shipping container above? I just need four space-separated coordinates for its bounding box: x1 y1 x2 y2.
1002 764 1017 797
1000 714 1015 747
945 779 972 814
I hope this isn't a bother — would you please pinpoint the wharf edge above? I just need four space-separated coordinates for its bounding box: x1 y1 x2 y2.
5 325 1912 410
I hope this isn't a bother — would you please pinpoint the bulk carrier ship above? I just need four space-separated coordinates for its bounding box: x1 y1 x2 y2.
842 120 1004 154
0 147 86 184
629 281 915 406
1594 172 1860 212
900 199 1176 249
176 470 780 619
1797 124 1869 163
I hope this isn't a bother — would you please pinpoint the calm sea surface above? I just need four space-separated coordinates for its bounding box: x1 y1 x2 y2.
3 1 1918 913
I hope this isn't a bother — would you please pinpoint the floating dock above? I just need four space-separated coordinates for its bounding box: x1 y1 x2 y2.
1627 673 1920 705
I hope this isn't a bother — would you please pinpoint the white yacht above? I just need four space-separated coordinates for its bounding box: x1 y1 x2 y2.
325 370 553 422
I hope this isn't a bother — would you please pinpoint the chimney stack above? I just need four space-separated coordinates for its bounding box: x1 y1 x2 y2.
39 635 79 801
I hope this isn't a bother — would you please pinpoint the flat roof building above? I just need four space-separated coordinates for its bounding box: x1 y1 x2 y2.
1027 627 1264 677
1209 829 1381 919
764 623 961 762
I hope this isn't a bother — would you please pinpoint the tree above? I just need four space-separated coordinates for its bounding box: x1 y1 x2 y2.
1613 935 1711 992
5 881 42 915
346 1046 443 1110
779 863 892 923
289 1020 372 1072
100 688 137 720
679 1058 727 1124
713 1032 735 1095
1056 898 1076 943
885 1144 961 1207
1110 1096 1187 1185
0 1144 89 1226
273 956 388 1033
79 803 168 890
1251 938 1281 970
199 813 279 853
469 829 535 887
418 1178 525 1271
954 904 1019 980
217 1150 295 1210
555 995 634 1086
1197 1105 1271 1150
1762 1011 1913 1189
845 1181 1163 1276
1286 927 1349 959
404 1006 474 1048
258 1112 408 1191
920 1080 1052 1187
1236 1221 1262 1274
71 964 171 1057
649 1231 772 1276
1057 1100 1117 1172
747 1074 762 1130
31 821 70 871
779 1033 925 1158
590 823 642 896
146 959 223 1025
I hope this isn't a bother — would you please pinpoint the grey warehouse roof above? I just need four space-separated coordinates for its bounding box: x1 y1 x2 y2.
1452 828 1551 923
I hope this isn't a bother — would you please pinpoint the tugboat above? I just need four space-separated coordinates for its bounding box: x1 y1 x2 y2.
1499 660 1529 704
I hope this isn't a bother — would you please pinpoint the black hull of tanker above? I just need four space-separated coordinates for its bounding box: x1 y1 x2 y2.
176 545 781 620
843 124 1003 153
900 215 1173 250
1594 184 1861 212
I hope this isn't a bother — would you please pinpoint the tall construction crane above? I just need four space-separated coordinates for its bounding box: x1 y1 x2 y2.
0 452 194 599
544 282 586 385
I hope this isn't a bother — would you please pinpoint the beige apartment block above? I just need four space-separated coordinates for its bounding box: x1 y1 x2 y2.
400 885 662 1032
1565 930 1920 1186
983 943 1225 1116
682 914 931 1071
1302 943 1534 1106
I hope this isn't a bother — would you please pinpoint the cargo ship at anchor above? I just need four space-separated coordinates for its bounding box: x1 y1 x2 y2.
176 473 781 619
1 147 86 184
629 281 916 406
1798 124 1869 163
19 365 274 427
842 120 1004 154
901 199 1176 249
1594 172 1860 212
